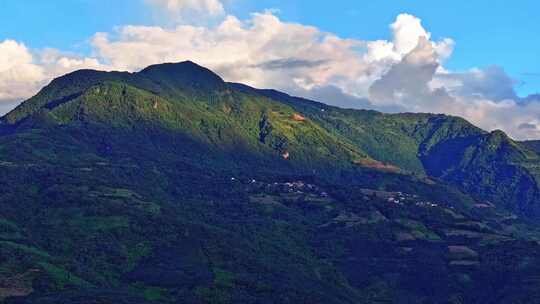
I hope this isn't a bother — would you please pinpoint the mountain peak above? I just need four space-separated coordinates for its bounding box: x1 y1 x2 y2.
138 61 226 91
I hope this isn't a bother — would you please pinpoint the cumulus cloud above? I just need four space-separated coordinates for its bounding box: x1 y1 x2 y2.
1 10 540 139
0 40 45 101
369 36 440 109
0 40 107 105
90 12 370 95
87 13 456 103
368 29 540 139
391 13 431 55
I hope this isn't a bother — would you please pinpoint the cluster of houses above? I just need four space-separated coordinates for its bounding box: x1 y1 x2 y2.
360 188 442 208
233 177 330 198
234 178 453 209
361 189 408 203
267 180 329 197
415 201 439 208
358 188 499 211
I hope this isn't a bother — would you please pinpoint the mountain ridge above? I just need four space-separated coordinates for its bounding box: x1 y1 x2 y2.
3 61 540 217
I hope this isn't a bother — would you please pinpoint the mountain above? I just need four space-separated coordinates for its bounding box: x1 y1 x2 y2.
1 61 540 303
231 83 540 217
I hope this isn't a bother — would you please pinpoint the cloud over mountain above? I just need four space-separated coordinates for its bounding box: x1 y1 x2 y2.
0 7 538 139
0 40 105 106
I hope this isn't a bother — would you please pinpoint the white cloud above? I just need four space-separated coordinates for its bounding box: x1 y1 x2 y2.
369 36 440 108
367 31 540 139
0 40 45 101
90 12 369 95
0 40 108 105
391 13 431 55
86 13 456 103
1 11 540 140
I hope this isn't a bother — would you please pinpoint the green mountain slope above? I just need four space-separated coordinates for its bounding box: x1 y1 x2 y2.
232 84 540 217
2 61 540 303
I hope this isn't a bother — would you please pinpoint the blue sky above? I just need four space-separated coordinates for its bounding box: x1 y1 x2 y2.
1 0 538 95
2 0 540 139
